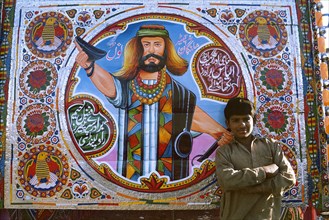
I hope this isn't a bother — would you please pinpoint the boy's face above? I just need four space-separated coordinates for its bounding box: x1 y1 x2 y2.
226 114 254 140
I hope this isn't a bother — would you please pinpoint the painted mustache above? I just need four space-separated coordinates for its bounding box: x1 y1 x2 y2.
140 53 165 62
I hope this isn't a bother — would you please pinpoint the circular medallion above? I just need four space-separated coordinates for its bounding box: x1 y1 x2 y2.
256 100 295 139
254 59 292 97
19 60 58 99
239 10 288 57
17 145 69 198
25 11 73 58
17 104 56 144
66 15 245 195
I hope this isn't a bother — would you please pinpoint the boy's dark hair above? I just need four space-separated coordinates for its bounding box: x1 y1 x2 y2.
224 97 255 120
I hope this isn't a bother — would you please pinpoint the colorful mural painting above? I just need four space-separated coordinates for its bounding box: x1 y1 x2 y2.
0 0 328 219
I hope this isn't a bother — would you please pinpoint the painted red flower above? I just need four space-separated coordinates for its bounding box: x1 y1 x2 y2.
26 113 45 133
267 110 285 129
265 68 283 88
28 69 47 89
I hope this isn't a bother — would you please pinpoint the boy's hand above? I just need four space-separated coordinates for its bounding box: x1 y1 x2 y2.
263 164 279 178
217 131 233 146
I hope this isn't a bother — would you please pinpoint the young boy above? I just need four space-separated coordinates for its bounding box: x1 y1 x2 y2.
215 98 296 220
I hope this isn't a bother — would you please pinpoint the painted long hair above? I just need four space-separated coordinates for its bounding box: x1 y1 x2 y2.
113 36 188 80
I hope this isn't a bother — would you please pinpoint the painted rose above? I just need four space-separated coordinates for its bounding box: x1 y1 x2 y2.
265 68 283 88
28 69 47 89
267 110 285 129
26 113 45 133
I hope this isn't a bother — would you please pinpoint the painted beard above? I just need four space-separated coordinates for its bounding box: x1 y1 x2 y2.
138 53 166 73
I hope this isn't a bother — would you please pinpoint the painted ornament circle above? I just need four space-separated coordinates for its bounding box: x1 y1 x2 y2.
17 104 56 144
256 100 295 139
239 10 288 57
17 145 69 198
254 59 293 97
19 60 58 99
25 11 73 58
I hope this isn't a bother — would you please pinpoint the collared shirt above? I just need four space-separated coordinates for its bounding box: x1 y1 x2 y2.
215 137 296 220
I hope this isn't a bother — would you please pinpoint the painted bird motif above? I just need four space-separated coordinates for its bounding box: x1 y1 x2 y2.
246 16 280 50
256 17 272 43
35 152 51 185
41 17 57 45
24 151 63 187
32 17 66 49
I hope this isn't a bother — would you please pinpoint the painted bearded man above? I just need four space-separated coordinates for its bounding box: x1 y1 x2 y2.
75 24 232 181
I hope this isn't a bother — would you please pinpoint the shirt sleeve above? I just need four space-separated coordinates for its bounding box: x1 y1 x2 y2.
269 140 296 195
106 77 124 108
215 146 267 191
238 140 296 195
